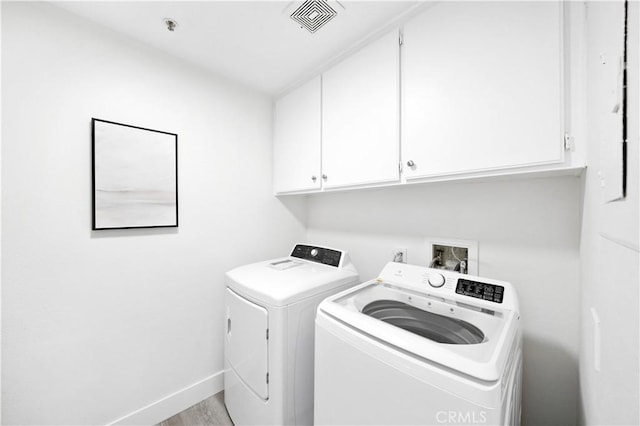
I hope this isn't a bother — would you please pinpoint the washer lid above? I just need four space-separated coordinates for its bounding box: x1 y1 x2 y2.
319 281 520 382
225 257 359 306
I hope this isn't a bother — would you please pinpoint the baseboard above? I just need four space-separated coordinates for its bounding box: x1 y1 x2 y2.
106 371 224 425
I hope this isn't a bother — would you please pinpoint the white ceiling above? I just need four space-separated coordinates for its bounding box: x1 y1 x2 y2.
52 1 422 95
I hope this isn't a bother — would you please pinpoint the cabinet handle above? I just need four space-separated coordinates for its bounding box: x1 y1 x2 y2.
311 175 317 182
407 160 415 167
322 174 328 181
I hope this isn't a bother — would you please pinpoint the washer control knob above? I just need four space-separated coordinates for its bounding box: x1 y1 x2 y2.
310 248 318 257
428 273 445 288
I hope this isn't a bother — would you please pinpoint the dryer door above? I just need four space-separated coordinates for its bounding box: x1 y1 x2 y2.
225 288 269 399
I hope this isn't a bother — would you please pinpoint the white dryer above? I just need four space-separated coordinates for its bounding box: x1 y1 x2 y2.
315 262 522 426
224 244 359 425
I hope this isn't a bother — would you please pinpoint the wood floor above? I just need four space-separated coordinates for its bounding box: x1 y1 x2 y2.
157 391 234 426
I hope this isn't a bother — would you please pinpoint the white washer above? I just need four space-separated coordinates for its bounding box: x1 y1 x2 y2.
224 244 359 425
315 262 522 426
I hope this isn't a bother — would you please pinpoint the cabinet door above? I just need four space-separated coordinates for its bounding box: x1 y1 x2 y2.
402 2 564 179
273 77 321 194
322 30 400 189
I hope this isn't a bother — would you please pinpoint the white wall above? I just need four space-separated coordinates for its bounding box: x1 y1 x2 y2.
1 2 306 425
307 176 582 426
0 1 3 422
578 2 639 425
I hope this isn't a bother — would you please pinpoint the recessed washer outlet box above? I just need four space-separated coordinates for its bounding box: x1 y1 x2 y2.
426 238 478 275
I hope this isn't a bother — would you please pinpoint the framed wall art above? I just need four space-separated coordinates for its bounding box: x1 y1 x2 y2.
92 118 178 230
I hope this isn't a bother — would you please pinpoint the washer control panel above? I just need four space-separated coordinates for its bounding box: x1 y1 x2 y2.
291 244 342 267
379 262 516 309
455 278 504 304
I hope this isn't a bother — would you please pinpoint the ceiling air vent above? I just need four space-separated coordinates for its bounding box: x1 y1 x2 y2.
290 0 338 34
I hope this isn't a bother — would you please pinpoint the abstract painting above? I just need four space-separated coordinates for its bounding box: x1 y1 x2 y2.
92 118 178 230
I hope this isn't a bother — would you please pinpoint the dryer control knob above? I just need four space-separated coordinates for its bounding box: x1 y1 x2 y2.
310 248 318 257
428 273 445 288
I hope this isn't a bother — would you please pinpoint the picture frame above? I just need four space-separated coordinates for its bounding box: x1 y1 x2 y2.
92 118 178 230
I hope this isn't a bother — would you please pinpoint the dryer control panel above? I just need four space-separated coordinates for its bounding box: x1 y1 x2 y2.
291 244 342 267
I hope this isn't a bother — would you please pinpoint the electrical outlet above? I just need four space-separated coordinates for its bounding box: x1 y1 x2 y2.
591 307 601 372
392 247 407 263
426 238 478 275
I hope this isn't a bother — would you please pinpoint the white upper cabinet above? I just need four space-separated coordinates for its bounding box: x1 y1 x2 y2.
273 77 322 194
402 2 564 179
322 30 400 189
